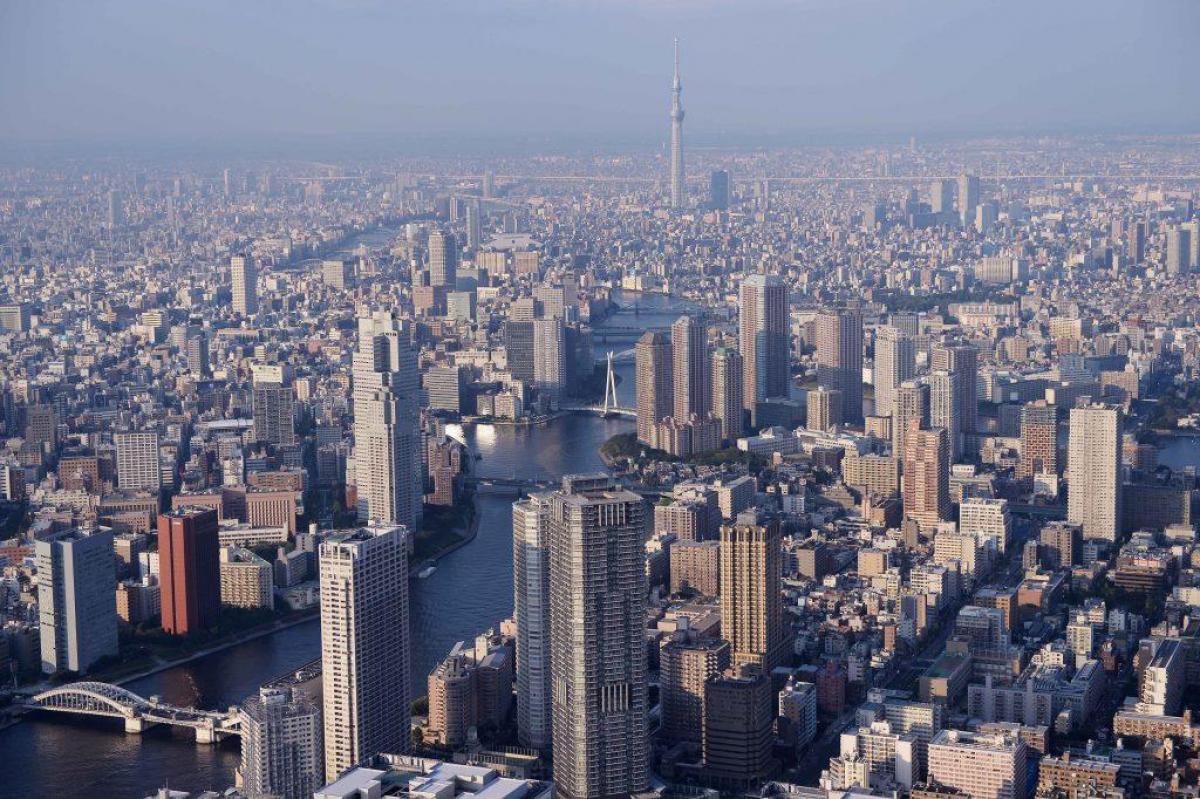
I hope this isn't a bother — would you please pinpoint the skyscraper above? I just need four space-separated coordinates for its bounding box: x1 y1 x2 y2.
320 524 411 780
533 318 566 399
669 38 685 210
635 331 673 445
931 343 978 435
710 169 730 211
892 381 929 456
902 422 950 531
107 189 123 228
711 347 744 443
816 307 864 425
672 315 708 419
513 493 553 752
37 527 118 674
115 431 161 492
548 475 649 799
353 312 422 528
659 637 730 744
739 274 789 420
873 326 915 418
429 230 458 288
1067 404 1123 541
958 173 980 225
720 512 787 673
231 254 258 316
929 369 961 460
930 179 954 214
465 200 482 251
239 686 324 799
158 507 221 636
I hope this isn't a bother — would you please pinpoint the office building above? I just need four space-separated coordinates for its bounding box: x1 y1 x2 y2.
159 507 221 635
806 386 842 432
672 315 709 419
874 326 915 418
903 423 951 530
1039 521 1082 570
930 179 954 214
512 494 553 752
1067 405 1123 541
239 686 325 799
429 230 458 288
740 274 789 419
1166 225 1191 275
115 431 160 492
958 174 980 224
321 259 354 290
710 169 730 211
703 667 775 789
320 524 411 780
959 497 1012 555
232 254 258 315
816 307 864 424
548 475 649 799
779 679 818 750
720 513 787 672
635 331 673 445
711 347 744 443
37 527 118 674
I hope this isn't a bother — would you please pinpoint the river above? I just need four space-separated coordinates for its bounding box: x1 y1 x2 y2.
0 289 696 798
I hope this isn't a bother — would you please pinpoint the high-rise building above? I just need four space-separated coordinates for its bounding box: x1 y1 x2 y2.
1018 401 1059 479
429 230 458 288
219 547 274 609
1067 404 1123 541
513 494 553 752
892 381 929 456
1166 225 1192 275
1039 521 1082 570
320 524 411 780
506 320 536 384
672 315 708 419
635 331 673 445
720 513 787 673
874 327 915 418
533 318 566 398
659 637 730 744
929 370 961 460
703 667 776 788
927 728 1027 799
239 686 324 799
711 347 744 443
816 307 864 425
669 39 685 209
548 475 649 799
231 254 258 316
37 527 118 674
321 259 354 290
959 497 1012 555
739 275 789 419
465 200 483 251
253 380 296 447
958 174 980 224
115 431 161 492
931 343 978 434
710 169 730 211
902 422 950 531
353 312 421 529
186 331 210 377
930 179 954 214
159 507 221 635
806 386 842 432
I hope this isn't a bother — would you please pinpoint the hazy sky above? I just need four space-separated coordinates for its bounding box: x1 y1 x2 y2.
1 0 1196 152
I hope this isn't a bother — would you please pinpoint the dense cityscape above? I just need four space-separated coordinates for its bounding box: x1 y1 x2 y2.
4 4 1200 799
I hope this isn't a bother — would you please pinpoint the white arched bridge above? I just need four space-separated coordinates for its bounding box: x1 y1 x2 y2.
25 681 240 743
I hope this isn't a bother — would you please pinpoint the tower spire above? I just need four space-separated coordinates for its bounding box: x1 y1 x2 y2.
669 38 685 210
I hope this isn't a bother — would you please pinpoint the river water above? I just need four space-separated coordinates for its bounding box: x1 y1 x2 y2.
0 289 695 798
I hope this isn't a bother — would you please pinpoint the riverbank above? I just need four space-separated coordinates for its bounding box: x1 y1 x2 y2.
410 492 482 576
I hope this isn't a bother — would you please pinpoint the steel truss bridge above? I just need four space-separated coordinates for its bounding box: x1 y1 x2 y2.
25 681 240 743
